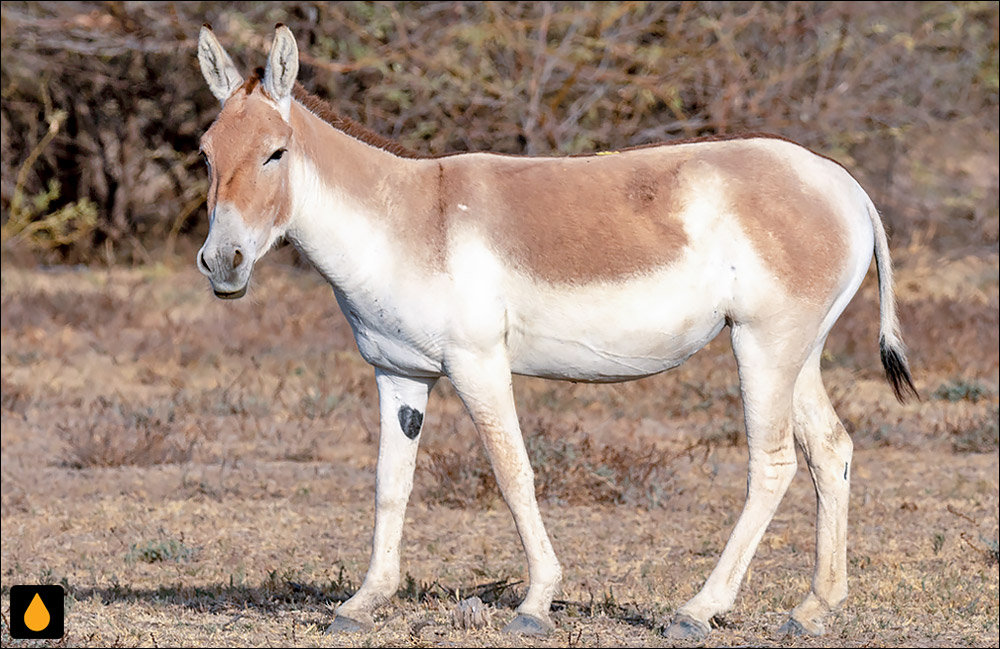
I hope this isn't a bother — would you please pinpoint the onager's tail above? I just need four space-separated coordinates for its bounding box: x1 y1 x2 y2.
866 199 919 403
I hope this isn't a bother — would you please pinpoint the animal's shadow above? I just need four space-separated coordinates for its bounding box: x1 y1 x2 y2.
68 574 660 631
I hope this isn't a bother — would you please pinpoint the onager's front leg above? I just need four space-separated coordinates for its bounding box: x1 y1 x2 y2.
448 347 562 636
328 370 436 633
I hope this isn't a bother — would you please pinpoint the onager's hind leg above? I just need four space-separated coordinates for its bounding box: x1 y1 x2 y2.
665 323 804 640
781 351 852 636
448 347 562 636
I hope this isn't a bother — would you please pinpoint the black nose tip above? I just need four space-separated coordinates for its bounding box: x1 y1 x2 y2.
200 249 213 273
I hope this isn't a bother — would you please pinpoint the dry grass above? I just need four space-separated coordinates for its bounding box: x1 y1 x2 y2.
1 245 997 647
424 414 712 509
60 397 199 469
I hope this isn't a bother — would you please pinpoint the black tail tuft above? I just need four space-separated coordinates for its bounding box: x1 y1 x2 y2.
880 336 919 403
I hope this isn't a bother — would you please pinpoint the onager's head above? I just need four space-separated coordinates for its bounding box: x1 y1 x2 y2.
196 24 300 298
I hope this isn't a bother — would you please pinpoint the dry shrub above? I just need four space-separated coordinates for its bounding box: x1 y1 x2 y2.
423 443 497 508
828 289 1000 382
898 298 1000 379
125 538 195 564
946 406 1000 454
933 379 992 404
0 285 137 333
1 2 996 262
0 373 31 416
61 397 198 468
423 415 695 509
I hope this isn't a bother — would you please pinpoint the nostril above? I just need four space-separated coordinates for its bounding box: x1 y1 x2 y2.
200 249 213 273
232 249 243 269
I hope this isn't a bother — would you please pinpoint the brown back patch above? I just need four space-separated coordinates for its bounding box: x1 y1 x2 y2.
703 145 849 303
442 150 693 284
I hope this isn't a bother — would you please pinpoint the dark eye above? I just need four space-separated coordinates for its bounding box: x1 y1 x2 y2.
199 150 211 169
265 148 286 164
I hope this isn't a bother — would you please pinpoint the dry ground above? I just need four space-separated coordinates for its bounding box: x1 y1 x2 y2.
1 245 998 648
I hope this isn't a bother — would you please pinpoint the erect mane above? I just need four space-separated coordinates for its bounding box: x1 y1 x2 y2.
291 82 424 159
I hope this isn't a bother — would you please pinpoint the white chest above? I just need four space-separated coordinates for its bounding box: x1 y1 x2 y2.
333 288 445 377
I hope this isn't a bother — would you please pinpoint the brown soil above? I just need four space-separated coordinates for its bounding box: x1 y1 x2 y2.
1 245 997 647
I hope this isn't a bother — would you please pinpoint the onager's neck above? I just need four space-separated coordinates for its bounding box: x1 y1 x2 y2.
284 101 435 292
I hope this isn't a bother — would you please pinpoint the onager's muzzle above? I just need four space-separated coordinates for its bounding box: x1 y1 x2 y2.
197 207 257 299
197 242 249 298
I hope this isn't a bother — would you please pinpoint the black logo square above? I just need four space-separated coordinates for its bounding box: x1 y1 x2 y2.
9 584 65 639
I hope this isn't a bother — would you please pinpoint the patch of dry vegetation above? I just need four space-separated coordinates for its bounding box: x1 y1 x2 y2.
60 397 199 469
423 413 713 509
0 261 997 647
1 2 997 262
523 422 683 509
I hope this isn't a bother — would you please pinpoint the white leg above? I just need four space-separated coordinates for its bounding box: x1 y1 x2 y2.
666 323 803 639
782 352 852 636
329 369 436 632
448 347 562 635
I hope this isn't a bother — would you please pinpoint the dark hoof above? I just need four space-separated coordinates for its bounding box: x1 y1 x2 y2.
325 614 372 634
779 616 824 636
662 613 711 641
502 613 554 636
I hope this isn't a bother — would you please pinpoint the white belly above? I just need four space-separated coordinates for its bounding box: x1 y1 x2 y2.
504 262 733 382
509 316 726 382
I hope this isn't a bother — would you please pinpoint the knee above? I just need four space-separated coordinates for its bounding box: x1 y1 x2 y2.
832 422 853 459
821 423 853 482
750 446 798 492
776 452 799 488
376 493 410 512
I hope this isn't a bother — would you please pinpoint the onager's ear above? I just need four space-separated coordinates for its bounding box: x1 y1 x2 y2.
198 25 243 104
263 24 298 118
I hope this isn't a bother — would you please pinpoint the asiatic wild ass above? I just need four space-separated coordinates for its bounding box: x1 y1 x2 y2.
195 25 917 639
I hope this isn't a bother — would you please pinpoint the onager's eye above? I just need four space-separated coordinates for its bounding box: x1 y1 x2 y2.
199 150 211 171
265 148 286 165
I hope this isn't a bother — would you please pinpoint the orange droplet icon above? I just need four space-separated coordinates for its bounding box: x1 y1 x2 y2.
24 592 51 632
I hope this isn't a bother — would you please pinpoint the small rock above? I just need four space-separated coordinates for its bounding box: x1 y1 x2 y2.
451 596 491 630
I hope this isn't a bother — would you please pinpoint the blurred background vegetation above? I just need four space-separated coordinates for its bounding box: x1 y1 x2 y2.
1 1 997 265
